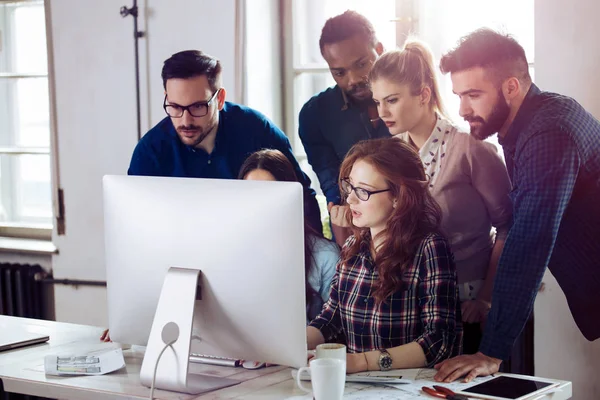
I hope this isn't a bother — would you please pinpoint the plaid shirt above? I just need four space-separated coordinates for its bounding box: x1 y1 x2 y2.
309 233 462 367
481 84 600 360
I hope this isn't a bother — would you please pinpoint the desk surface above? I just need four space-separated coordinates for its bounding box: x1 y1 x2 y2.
0 316 572 400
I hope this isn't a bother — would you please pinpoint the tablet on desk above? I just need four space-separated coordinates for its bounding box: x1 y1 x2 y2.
455 375 560 400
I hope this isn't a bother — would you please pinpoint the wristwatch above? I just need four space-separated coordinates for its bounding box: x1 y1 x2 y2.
378 349 393 371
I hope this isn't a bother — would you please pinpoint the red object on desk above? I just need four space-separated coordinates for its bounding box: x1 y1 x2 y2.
422 385 469 400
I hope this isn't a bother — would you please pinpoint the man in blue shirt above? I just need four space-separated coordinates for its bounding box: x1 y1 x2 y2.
129 50 322 233
299 11 390 211
434 29 600 382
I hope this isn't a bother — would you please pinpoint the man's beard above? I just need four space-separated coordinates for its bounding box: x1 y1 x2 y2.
176 121 215 148
346 81 373 105
466 91 510 140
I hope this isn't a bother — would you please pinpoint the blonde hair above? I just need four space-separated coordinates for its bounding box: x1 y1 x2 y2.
370 39 447 118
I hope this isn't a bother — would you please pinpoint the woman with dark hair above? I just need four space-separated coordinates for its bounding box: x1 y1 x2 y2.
306 138 462 373
239 149 340 322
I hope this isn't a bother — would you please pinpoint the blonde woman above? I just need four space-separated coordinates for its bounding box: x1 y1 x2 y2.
369 41 512 353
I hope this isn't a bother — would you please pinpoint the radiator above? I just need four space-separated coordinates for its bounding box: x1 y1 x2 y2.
0 263 49 319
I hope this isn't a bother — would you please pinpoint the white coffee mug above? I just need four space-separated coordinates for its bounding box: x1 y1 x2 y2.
316 343 346 362
296 358 345 400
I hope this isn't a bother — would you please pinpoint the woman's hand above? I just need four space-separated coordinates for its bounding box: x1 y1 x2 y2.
328 202 350 228
346 352 369 374
100 329 112 342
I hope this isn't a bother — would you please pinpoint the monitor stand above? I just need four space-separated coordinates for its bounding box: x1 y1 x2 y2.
140 267 239 394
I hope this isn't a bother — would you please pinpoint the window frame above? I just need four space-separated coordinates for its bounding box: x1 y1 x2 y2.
0 0 52 240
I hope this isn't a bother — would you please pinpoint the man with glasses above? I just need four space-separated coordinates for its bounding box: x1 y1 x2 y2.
128 50 322 233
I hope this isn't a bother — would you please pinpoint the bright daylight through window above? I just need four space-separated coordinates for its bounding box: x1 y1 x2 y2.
0 0 52 234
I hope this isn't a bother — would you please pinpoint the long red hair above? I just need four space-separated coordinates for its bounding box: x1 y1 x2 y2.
338 138 442 304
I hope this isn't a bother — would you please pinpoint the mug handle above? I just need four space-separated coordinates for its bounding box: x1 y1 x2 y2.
296 367 312 393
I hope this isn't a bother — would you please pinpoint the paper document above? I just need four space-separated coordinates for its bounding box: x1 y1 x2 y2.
44 348 125 376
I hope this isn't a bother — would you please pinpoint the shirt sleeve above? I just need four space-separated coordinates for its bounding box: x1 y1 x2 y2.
414 235 462 366
259 115 323 234
318 241 340 302
480 129 580 360
309 238 351 340
127 140 160 176
298 102 342 205
467 139 513 241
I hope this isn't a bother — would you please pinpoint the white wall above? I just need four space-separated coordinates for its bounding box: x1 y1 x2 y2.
142 0 239 128
534 0 600 398
46 0 139 327
46 0 240 326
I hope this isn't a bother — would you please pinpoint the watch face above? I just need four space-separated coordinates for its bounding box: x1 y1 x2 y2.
380 352 393 370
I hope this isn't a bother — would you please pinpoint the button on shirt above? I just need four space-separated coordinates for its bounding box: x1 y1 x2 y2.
481 84 600 360
309 233 463 367
299 86 390 205
128 102 322 232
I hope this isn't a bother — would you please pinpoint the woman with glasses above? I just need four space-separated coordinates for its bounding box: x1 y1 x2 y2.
369 41 512 354
238 150 340 323
307 138 462 373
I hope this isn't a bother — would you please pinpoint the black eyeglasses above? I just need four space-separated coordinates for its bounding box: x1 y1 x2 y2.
341 178 391 201
163 89 220 118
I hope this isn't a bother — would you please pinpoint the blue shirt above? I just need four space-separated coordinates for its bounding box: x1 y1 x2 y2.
481 84 600 360
306 235 340 323
128 101 322 233
299 86 390 205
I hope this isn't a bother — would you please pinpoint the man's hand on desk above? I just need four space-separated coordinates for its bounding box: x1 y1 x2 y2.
434 352 501 383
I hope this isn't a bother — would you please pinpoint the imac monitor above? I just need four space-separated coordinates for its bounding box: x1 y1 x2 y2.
103 175 307 374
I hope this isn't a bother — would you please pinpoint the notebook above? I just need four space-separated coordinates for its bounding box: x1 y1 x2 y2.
0 330 49 352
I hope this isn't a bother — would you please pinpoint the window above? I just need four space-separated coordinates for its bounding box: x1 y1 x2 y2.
284 0 534 191
0 0 52 238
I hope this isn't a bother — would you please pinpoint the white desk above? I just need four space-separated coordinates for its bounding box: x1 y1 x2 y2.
0 316 572 399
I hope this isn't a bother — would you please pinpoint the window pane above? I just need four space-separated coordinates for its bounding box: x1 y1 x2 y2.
0 1 52 228
17 154 51 222
293 0 396 67
15 77 51 147
0 154 52 223
13 3 48 74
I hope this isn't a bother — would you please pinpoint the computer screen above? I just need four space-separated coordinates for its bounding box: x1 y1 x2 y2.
103 175 308 370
